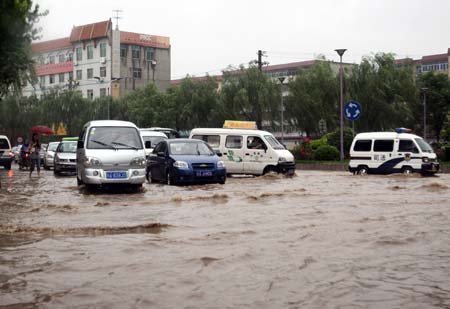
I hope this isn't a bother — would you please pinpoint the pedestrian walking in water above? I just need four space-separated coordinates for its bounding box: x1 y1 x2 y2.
29 133 41 177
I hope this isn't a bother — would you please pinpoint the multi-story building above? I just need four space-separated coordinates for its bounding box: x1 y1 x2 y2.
396 49 450 79
22 19 170 99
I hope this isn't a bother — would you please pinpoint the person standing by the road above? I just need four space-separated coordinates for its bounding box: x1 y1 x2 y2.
29 133 41 177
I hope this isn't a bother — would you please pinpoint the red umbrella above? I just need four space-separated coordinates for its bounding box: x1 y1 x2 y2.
30 125 54 135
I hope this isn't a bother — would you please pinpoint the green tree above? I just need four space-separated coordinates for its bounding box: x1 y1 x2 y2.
221 66 279 129
347 53 416 132
0 0 47 96
286 61 338 136
417 72 450 142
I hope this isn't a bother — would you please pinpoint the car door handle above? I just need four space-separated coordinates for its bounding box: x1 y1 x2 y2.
223 153 227 156
245 153 250 156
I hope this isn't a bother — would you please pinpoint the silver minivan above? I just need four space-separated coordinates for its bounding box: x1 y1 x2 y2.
76 120 146 188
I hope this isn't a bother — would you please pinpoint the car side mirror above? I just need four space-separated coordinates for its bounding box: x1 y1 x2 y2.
145 141 151 149
77 140 84 149
157 151 165 157
215 150 222 157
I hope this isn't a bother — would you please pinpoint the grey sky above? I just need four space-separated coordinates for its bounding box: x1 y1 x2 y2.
36 0 450 79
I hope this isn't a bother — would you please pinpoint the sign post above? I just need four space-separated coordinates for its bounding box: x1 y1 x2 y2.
344 100 362 137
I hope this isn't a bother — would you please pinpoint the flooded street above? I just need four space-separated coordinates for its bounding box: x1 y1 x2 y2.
1 166 450 308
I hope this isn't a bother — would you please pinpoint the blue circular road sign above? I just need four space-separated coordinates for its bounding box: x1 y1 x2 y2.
344 100 362 121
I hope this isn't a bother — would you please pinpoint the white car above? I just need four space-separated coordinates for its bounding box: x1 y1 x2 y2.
44 142 60 169
54 141 77 175
140 130 168 158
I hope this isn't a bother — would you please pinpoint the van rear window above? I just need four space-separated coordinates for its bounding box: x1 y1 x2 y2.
374 140 394 152
354 140 372 152
0 138 10 149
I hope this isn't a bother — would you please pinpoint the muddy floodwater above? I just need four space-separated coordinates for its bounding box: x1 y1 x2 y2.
1 166 450 308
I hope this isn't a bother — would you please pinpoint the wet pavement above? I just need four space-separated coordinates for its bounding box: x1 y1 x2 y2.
1 165 450 308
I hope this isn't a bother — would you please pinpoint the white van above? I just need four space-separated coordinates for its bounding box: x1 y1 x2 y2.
189 128 295 176
76 120 146 187
349 130 439 175
0 135 14 170
139 130 168 158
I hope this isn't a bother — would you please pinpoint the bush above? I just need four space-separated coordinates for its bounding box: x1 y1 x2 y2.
292 140 313 160
310 137 328 151
314 145 340 161
326 127 354 157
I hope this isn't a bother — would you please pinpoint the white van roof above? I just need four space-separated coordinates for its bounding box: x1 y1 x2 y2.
140 131 168 138
354 132 422 140
191 128 275 136
84 120 138 128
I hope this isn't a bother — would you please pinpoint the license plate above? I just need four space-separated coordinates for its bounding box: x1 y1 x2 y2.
196 171 212 177
106 171 127 179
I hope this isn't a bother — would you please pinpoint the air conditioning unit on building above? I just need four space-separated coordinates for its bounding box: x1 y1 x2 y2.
100 57 106 64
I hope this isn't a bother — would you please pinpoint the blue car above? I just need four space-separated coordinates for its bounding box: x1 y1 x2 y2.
146 139 226 185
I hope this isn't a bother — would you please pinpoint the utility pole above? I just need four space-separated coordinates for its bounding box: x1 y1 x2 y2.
421 87 428 141
258 50 263 71
335 49 347 161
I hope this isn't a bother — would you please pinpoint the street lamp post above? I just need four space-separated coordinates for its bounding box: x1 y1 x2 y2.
335 49 347 161
421 87 428 141
278 76 286 144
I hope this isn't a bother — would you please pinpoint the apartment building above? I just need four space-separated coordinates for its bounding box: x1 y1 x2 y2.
22 19 171 99
396 49 450 78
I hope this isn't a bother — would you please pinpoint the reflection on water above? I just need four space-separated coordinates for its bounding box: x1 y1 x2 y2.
1 166 450 308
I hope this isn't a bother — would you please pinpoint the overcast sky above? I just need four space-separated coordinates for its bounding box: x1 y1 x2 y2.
36 0 450 79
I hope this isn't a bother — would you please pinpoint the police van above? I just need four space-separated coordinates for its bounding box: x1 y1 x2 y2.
189 121 295 176
348 129 439 175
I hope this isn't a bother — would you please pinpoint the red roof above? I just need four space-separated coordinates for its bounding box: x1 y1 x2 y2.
32 37 71 53
70 19 111 42
120 31 170 49
421 53 448 64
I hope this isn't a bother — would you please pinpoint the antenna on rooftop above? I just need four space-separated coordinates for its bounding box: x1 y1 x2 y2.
112 10 123 30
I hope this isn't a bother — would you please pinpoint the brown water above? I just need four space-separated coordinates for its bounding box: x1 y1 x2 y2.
1 166 450 308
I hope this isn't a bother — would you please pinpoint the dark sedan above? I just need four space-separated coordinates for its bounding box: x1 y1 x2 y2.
146 139 226 185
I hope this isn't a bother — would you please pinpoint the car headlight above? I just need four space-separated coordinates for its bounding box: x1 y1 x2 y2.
278 157 287 163
130 157 146 167
217 160 225 168
84 157 102 167
173 161 188 168
422 157 430 163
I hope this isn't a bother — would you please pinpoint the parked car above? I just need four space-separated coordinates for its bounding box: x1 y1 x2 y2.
76 120 146 188
140 130 168 158
140 127 180 139
54 141 77 175
40 143 47 166
0 135 14 170
146 139 226 185
44 141 60 170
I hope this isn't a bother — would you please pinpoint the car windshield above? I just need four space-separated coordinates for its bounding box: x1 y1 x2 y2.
415 138 433 153
142 136 167 149
264 135 285 150
169 141 214 155
58 141 77 153
48 143 59 151
0 138 9 149
87 127 143 149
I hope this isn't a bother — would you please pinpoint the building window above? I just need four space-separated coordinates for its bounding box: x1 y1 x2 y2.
146 47 155 61
49 55 55 64
68 53 73 62
49 74 55 84
87 89 94 100
131 45 140 59
87 68 93 79
100 66 106 78
58 54 65 63
76 47 82 61
100 88 106 97
38 56 44 65
39 76 45 87
68 71 73 81
133 68 142 79
87 45 93 60
76 69 82 80
100 42 107 58
120 45 127 58
58 73 65 83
